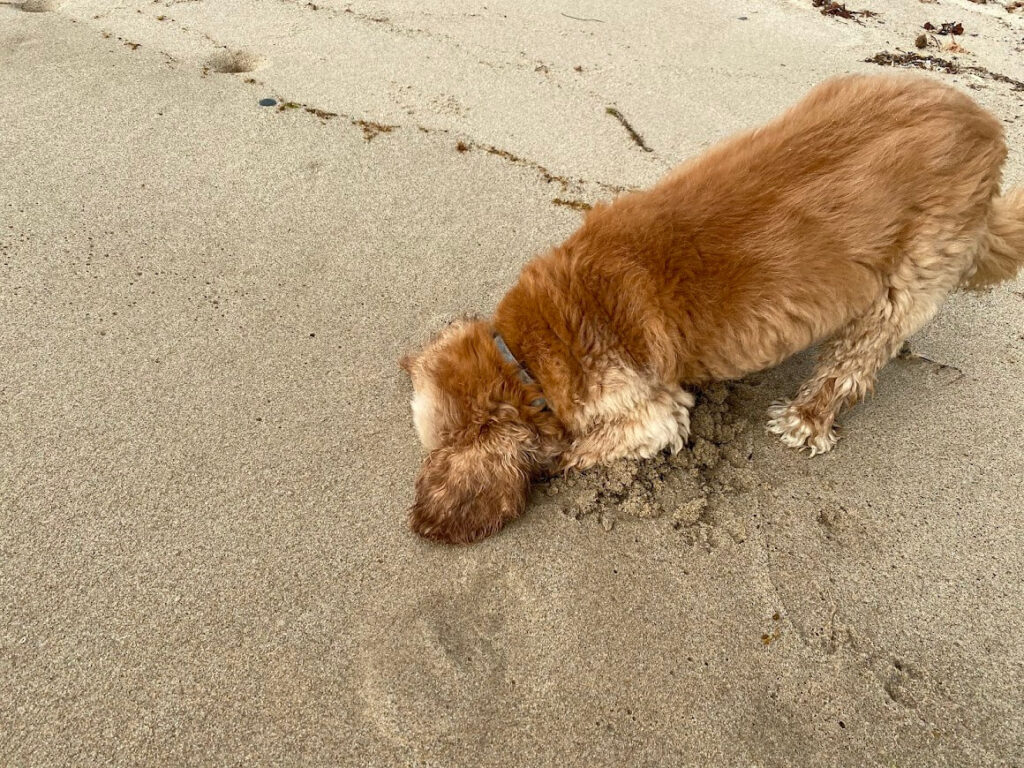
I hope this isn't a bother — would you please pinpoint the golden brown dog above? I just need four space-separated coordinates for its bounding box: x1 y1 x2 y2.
401 74 1024 544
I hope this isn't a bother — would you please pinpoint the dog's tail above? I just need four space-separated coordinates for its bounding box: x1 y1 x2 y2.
964 188 1024 290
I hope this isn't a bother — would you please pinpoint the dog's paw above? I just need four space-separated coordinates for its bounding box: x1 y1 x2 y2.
766 401 838 457
669 387 695 453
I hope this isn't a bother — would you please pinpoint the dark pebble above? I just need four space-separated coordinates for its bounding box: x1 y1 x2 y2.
259 98 277 107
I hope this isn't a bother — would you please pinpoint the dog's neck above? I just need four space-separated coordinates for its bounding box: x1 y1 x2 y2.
495 244 603 422
493 332 548 410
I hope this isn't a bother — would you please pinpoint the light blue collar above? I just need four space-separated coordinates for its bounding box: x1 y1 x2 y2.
494 333 548 410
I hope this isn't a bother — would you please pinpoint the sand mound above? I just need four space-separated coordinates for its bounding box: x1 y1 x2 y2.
206 50 262 74
540 382 759 547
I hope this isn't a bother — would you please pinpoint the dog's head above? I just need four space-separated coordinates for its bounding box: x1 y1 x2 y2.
400 318 564 544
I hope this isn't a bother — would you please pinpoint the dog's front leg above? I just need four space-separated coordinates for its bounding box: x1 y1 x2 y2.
562 385 693 470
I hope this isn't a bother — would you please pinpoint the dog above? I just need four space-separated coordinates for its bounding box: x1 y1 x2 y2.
400 74 1024 544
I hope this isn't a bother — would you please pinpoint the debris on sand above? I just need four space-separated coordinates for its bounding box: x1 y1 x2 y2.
605 106 654 153
552 198 592 212
866 51 1024 90
305 106 339 120
540 383 760 549
923 21 964 35
811 0 877 21
866 50 959 73
897 342 964 378
353 119 396 141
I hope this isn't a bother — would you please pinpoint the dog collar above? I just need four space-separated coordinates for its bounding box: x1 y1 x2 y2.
493 332 548 410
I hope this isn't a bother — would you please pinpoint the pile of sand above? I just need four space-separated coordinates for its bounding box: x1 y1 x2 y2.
541 383 761 548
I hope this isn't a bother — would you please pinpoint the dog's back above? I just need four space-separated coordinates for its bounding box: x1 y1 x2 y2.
561 74 1011 382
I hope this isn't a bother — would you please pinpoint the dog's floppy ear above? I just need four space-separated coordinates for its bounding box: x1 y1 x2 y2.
410 441 531 544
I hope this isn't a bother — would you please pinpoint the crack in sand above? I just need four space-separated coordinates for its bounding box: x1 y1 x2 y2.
455 141 633 196
263 97 636 193
263 97 399 139
79 3 639 198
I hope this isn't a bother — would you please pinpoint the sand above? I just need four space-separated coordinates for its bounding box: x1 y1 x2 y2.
1 0 1023 765
542 383 759 546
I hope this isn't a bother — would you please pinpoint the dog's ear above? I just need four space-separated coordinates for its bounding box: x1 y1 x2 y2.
398 352 415 375
410 441 531 544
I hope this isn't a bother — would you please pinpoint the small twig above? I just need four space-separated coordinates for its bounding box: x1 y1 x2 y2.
560 12 605 22
897 343 964 377
605 106 653 152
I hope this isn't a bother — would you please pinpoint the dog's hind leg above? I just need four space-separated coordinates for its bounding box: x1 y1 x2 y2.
767 235 977 455
562 385 694 470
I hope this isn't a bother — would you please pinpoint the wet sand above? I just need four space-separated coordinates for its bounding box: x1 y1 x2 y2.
2 1 1023 765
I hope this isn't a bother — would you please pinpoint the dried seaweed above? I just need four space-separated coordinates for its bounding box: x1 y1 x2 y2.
605 107 653 153
552 198 593 212
811 0 877 20
866 51 1024 91
923 21 964 35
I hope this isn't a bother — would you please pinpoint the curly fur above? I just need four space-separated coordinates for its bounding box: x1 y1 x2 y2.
401 74 1024 543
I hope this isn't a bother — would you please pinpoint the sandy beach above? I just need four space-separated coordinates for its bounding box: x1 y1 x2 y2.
2 0 1023 765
